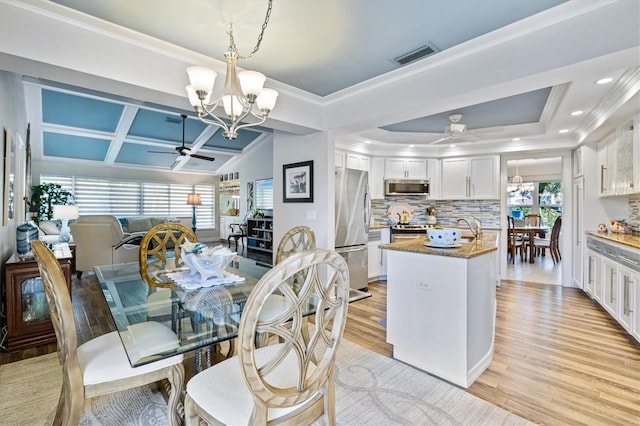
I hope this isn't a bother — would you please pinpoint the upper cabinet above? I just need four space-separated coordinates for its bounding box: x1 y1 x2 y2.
598 115 639 196
370 157 385 199
384 158 427 179
441 155 499 199
346 153 371 172
573 145 585 177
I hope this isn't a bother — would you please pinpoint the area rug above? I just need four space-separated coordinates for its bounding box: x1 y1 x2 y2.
0 353 168 425
0 340 531 425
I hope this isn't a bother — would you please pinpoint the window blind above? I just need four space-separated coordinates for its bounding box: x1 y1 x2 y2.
40 175 216 229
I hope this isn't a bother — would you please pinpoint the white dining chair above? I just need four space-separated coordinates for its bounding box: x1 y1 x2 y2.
184 249 350 425
31 241 185 426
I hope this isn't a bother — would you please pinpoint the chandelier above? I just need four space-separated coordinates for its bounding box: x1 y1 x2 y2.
186 0 277 140
512 160 523 186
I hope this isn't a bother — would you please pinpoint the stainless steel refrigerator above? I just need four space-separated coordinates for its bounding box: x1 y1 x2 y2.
335 167 371 290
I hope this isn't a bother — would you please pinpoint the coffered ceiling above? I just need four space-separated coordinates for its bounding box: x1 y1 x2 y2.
0 0 638 174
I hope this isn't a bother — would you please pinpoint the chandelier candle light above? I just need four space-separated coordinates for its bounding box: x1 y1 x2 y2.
187 193 202 233
53 205 79 243
186 0 277 140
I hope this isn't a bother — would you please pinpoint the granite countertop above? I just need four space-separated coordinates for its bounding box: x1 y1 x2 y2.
380 234 497 259
586 231 640 250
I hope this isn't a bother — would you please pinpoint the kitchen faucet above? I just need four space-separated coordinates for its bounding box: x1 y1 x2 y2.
456 215 483 241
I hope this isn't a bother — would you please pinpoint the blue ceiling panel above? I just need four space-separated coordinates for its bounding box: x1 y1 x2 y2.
128 109 207 144
116 142 178 167
203 129 260 152
42 89 123 132
43 132 110 161
181 153 235 171
382 88 552 133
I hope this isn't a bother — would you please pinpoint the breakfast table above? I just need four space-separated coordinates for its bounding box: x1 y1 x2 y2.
95 255 370 368
513 225 550 263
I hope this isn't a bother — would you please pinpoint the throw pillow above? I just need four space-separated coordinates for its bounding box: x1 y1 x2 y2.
127 217 152 233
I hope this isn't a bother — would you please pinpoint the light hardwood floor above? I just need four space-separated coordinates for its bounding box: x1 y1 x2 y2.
505 249 563 285
2 273 638 425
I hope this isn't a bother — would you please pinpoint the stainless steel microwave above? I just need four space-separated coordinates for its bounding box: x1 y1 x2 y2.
384 179 430 196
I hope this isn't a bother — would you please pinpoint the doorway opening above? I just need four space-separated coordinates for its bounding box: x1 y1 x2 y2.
506 158 563 285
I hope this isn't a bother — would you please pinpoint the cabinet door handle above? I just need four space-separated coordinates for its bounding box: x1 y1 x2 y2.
600 165 607 192
609 270 616 303
588 257 593 284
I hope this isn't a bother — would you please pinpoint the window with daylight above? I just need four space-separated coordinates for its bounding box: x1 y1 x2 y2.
40 175 216 229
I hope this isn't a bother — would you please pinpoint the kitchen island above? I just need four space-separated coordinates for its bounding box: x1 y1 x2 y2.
380 234 498 388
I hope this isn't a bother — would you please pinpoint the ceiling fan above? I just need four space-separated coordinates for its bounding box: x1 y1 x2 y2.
148 114 215 162
429 113 502 145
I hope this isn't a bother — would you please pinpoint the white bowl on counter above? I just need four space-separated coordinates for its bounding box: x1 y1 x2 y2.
427 228 460 246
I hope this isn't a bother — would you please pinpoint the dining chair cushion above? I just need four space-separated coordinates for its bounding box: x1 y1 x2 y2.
145 288 173 317
78 326 183 386
186 343 315 425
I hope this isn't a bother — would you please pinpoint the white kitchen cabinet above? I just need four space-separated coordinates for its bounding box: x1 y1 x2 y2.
426 159 441 199
618 265 636 334
346 153 371 172
384 158 427 179
614 118 638 195
602 256 619 317
584 248 601 299
573 145 584 177
631 269 640 342
368 227 390 280
370 157 385 199
441 156 499 199
572 178 584 288
597 135 616 196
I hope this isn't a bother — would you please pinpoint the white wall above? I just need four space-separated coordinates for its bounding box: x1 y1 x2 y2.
0 70 28 270
273 130 333 259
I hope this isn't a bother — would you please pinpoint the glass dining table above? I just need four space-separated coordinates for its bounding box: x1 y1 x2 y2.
95 255 370 368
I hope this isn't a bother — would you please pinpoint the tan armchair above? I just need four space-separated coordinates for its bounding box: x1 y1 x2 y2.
70 215 144 276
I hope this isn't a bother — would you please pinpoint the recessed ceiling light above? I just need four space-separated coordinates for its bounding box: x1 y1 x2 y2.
364 140 371 144
559 129 570 134
571 110 583 116
408 144 415 147
512 137 520 141
596 77 613 85
449 144 456 147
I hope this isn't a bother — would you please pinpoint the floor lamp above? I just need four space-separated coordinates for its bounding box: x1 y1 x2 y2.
187 193 201 233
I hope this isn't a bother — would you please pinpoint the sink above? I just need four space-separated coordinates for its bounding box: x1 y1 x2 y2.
459 235 475 242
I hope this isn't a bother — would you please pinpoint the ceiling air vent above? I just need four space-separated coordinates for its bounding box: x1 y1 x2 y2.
394 42 440 65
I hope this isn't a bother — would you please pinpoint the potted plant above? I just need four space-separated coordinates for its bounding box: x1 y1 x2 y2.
29 183 72 223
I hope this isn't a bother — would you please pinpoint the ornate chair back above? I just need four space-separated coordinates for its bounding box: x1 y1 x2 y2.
139 222 197 287
525 214 541 227
275 225 316 264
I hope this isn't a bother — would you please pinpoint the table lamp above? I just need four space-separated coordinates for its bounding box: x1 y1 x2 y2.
187 193 202 233
53 205 79 243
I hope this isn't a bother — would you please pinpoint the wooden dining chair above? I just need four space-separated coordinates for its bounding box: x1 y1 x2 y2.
256 225 317 348
531 217 562 264
525 214 541 227
507 216 525 264
184 249 350 426
31 241 185 426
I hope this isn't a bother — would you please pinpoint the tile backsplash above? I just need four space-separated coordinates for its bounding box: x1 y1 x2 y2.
371 196 501 227
630 196 639 222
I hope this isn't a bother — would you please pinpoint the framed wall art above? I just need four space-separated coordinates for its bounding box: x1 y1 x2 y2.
283 160 313 203
3 127 15 226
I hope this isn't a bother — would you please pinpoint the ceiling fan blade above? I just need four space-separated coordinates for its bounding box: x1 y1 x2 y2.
190 153 215 161
429 135 452 145
148 150 178 154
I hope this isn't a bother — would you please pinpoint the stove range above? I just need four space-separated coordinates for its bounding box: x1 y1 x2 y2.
392 224 430 230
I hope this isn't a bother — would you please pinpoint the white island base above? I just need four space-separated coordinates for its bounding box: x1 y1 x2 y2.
385 245 497 388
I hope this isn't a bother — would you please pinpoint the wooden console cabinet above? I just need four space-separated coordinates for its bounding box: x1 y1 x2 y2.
3 254 72 350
